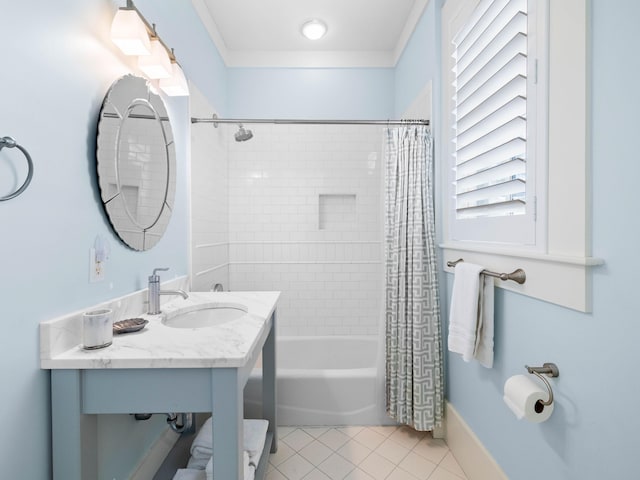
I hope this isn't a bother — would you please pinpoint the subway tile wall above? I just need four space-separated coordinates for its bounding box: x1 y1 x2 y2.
228 124 385 336
190 86 230 292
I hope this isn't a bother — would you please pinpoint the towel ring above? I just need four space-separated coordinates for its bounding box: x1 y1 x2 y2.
0 136 34 201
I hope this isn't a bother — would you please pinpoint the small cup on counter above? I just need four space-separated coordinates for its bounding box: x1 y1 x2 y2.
82 309 113 350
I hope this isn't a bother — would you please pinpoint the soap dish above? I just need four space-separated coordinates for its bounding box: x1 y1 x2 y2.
113 318 148 334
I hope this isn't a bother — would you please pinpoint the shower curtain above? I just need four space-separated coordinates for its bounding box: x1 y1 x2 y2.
384 125 443 431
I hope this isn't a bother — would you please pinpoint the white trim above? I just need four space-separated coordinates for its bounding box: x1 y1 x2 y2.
231 261 381 265
445 402 508 480
392 0 431 65
190 0 231 65
129 427 180 480
230 240 381 245
441 244 601 312
195 242 228 249
194 263 230 277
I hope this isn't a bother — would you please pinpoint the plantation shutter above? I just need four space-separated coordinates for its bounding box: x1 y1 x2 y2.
452 0 528 219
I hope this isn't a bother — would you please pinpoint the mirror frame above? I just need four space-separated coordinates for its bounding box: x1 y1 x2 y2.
96 74 176 251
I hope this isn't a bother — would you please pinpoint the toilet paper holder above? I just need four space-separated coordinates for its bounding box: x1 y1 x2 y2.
525 363 559 407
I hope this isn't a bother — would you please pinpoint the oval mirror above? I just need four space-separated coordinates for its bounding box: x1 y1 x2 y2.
96 75 176 250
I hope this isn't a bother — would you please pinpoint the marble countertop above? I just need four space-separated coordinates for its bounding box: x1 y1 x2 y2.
40 291 279 370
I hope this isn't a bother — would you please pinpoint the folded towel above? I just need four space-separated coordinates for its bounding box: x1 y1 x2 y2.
172 468 206 480
205 450 255 480
188 417 269 469
448 263 494 367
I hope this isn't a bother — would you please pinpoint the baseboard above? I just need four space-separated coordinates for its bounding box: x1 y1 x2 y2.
445 402 508 480
130 427 180 480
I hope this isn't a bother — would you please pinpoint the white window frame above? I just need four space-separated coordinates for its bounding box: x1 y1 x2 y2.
441 0 603 312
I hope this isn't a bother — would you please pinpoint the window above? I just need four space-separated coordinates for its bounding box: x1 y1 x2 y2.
441 0 600 312
446 0 546 246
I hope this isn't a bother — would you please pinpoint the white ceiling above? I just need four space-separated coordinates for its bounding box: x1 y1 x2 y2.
191 0 430 67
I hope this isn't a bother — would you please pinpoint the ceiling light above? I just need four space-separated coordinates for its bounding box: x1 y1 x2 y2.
301 19 327 40
110 9 151 55
160 62 190 96
138 39 172 79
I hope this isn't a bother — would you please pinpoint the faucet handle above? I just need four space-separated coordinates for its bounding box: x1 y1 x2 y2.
152 267 169 277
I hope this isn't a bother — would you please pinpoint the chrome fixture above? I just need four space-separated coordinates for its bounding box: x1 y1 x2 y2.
525 363 559 407
191 116 429 126
110 0 189 95
0 136 34 201
234 124 253 142
211 283 224 292
147 267 188 315
447 258 526 284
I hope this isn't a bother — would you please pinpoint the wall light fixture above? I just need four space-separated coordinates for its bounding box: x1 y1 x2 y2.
110 0 189 96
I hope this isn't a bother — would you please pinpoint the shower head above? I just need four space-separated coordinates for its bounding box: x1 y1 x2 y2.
234 124 253 142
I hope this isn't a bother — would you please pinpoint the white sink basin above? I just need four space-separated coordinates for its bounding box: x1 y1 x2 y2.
163 303 248 328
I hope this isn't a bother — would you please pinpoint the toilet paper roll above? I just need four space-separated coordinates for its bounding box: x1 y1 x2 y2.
503 374 554 423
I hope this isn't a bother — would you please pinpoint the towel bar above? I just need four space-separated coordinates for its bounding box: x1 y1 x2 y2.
0 136 34 201
446 258 526 284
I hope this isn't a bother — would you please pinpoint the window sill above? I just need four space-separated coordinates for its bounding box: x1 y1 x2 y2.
440 242 604 312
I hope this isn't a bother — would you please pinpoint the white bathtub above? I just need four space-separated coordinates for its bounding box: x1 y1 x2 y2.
244 335 393 426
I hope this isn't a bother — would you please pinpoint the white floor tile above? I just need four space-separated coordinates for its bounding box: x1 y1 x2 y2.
411 436 448 465
358 452 396 480
303 468 332 480
278 453 315 480
353 429 386 451
336 426 365 438
337 439 372 465
438 452 466 479
300 440 334 465
344 468 376 480
375 438 411 465
284 429 316 451
303 427 331 439
386 468 420 480
388 426 426 450
397 452 437 480
279 427 298 438
270 442 296 467
266 468 289 480
318 452 357 480
318 429 351 451
428 466 467 480
369 426 398 438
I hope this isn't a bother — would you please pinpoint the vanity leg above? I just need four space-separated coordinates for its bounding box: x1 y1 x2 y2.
211 368 244 480
51 370 97 480
263 310 277 453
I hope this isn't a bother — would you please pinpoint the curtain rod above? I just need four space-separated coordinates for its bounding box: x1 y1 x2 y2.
190 115 429 126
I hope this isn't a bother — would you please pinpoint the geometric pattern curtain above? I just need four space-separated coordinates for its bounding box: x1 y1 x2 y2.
384 125 444 431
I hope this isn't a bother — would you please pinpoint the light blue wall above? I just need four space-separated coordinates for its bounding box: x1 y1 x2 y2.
440 0 640 478
228 68 395 119
0 1 225 479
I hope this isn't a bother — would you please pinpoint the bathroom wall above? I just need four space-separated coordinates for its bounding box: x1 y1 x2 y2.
227 124 384 336
437 1 640 479
0 1 225 479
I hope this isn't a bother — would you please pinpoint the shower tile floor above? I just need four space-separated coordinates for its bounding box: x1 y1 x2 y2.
267 425 468 480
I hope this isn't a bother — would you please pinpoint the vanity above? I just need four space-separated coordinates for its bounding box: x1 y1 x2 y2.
40 290 279 480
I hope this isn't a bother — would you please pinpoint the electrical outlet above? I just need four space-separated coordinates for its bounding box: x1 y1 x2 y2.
89 248 105 283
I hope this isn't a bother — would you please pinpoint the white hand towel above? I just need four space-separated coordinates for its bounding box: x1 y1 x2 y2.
448 263 494 367
172 468 206 480
205 451 255 480
188 417 269 469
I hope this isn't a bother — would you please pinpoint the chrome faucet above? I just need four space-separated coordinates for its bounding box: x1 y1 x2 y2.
148 267 189 315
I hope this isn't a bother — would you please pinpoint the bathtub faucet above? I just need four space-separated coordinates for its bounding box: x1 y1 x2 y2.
148 267 189 315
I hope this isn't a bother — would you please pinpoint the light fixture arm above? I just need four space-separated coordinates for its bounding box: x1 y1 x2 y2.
120 0 177 63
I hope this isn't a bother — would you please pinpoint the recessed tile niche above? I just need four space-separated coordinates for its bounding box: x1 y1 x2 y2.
319 194 356 230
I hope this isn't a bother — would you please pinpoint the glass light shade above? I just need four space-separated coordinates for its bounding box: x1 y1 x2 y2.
111 9 151 55
301 19 327 40
138 40 172 79
160 63 190 96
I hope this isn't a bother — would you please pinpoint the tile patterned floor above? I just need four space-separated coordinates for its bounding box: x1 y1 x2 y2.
266 426 468 480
